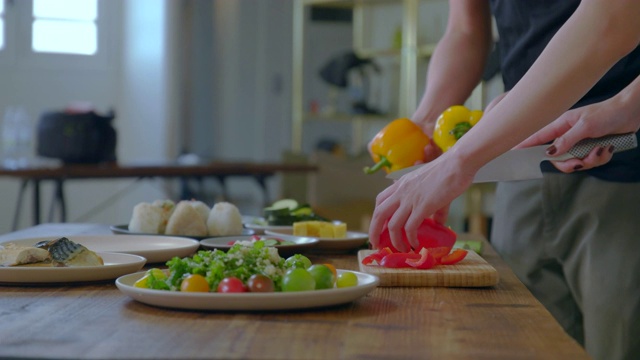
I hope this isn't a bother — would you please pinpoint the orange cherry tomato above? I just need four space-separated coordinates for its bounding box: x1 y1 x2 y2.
180 274 210 292
323 263 338 279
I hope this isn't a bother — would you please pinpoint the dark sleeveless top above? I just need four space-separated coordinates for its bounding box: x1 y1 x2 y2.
489 0 640 182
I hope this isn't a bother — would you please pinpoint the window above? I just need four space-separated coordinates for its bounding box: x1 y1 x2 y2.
0 0 5 50
32 0 98 55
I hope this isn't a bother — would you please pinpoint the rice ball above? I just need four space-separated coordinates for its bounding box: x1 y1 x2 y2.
151 199 176 233
128 202 163 234
165 201 208 237
207 202 243 236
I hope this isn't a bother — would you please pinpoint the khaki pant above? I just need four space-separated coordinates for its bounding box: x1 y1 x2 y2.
491 173 640 360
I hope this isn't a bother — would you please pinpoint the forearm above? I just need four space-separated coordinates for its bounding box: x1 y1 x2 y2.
616 75 640 132
452 0 640 169
412 0 492 133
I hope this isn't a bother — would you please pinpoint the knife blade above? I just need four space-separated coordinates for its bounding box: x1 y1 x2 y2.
386 132 638 182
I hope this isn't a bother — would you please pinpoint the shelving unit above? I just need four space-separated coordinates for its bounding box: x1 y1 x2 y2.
291 0 442 154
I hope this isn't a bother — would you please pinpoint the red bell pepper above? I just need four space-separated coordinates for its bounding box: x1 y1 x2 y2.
379 252 420 268
361 247 393 265
405 248 437 269
439 249 468 265
378 218 457 253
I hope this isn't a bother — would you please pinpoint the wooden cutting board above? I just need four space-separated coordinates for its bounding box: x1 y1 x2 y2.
357 250 499 287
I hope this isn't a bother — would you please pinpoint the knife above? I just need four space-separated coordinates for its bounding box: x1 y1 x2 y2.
386 132 638 182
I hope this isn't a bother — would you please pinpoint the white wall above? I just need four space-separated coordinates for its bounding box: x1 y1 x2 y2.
0 0 180 233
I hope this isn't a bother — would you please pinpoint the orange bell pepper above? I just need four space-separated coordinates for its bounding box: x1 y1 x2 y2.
364 118 431 174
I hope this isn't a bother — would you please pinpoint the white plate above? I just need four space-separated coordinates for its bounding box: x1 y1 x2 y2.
242 216 292 234
0 252 146 284
5 235 200 263
264 229 369 251
116 270 379 311
110 224 255 240
200 235 319 257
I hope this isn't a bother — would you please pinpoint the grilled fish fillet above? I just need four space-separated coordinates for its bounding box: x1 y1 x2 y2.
0 245 51 267
36 237 104 267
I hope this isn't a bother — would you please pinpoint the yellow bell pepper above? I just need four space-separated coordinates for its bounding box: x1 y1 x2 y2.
364 118 431 174
433 105 483 152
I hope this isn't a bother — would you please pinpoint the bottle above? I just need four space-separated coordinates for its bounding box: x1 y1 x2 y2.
2 106 32 168
2 107 18 168
14 107 33 167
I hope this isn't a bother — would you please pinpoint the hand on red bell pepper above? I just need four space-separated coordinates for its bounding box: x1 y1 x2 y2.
364 118 431 175
378 218 457 253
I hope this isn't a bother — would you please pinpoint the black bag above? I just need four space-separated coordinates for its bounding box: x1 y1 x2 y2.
37 110 117 164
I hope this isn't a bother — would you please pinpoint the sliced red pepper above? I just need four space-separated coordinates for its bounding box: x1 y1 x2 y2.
361 247 393 265
379 252 420 268
405 248 436 269
378 218 457 253
439 249 468 265
427 246 452 262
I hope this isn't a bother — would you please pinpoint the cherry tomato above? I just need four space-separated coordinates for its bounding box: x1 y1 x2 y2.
336 271 358 288
180 274 210 292
282 268 315 292
247 274 275 292
217 277 248 293
134 268 167 288
307 264 335 290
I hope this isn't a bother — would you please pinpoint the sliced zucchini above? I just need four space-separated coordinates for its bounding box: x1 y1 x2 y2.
270 199 299 210
263 206 291 217
291 206 313 216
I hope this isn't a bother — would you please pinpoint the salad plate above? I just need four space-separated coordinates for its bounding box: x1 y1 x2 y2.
242 216 292 234
5 235 200 263
200 235 319 257
264 229 369 252
0 252 146 284
116 269 379 311
110 224 255 240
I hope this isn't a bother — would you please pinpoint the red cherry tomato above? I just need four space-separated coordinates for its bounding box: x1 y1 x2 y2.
247 274 275 292
217 277 248 293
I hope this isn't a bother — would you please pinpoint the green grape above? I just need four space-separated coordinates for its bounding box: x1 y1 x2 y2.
284 254 312 269
282 268 315 292
307 264 335 290
336 271 358 288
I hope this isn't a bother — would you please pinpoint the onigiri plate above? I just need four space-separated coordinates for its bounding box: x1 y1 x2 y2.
110 225 255 241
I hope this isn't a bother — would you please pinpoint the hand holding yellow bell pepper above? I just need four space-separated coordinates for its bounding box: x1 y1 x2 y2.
364 118 431 174
433 105 483 152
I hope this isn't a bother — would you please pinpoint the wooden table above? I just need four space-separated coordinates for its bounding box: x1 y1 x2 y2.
0 224 589 360
0 161 317 229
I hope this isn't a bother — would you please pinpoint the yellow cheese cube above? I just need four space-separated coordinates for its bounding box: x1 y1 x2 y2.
293 221 347 238
293 222 308 236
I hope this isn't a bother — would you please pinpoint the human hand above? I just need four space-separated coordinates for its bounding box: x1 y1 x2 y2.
368 152 474 252
517 96 640 172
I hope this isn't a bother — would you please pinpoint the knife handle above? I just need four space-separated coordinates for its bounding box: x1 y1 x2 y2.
563 132 638 159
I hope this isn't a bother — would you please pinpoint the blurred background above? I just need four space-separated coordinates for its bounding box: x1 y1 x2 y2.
0 0 502 235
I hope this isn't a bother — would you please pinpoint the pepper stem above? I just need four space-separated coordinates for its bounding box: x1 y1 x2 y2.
450 122 472 140
363 156 391 174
